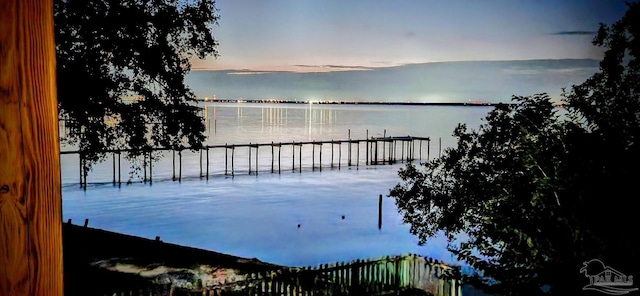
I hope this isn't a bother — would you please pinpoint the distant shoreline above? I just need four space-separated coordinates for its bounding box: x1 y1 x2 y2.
196 98 513 107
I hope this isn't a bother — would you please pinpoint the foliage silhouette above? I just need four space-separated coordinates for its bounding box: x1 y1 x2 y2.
55 0 219 168
389 2 639 295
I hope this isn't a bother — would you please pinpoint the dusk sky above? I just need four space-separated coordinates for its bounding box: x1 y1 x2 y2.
191 0 629 72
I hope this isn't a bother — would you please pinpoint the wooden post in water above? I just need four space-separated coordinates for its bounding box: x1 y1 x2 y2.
178 150 182 182
112 153 116 184
118 153 121 186
382 130 386 164
393 140 397 163
249 143 252 174
143 151 147 183
79 153 83 188
378 194 383 229
374 140 378 165
401 141 405 162
348 129 351 166
172 149 176 181
356 141 360 167
271 142 274 173
365 130 369 165
419 140 422 161
439 137 442 158
199 148 203 178
299 144 302 173
338 142 342 170
225 144 228 175
206 147 209 180
0 0 64 293
149 151 153 184
411 138 415 161
278 143 281 174
292 141 295 172
255 145 259 175
427 140 430 161
312 141 315 171
83 155 87 190
231 146 235 176
319 143 322 172
331 141 335 168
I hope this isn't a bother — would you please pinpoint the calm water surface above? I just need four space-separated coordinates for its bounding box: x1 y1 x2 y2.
61 104 491 267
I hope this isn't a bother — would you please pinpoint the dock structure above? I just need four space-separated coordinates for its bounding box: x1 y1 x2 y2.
62 135 431 189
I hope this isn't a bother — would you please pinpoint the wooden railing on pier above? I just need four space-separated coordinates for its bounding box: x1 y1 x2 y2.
62 135 432 189
103 254 462 296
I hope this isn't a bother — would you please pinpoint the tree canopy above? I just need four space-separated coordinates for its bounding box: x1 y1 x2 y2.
55 0 219 165
389 2 639 295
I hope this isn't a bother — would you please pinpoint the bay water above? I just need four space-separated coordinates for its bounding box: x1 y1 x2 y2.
61 103 492 267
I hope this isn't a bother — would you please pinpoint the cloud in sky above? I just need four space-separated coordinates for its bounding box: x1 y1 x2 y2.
293 64 376 71
551 31 597 36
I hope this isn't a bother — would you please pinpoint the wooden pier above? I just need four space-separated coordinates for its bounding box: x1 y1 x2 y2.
61 135 432 189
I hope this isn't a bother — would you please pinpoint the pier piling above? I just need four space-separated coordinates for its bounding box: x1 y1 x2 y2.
378 194 382 229
348 129 351 166
206 148 209 180
178 150 182 182
365 130 369 165
117 153 121 186
112 153 116 185
149 151 153 184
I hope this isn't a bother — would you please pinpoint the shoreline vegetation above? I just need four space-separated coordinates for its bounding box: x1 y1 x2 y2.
63 222 461 296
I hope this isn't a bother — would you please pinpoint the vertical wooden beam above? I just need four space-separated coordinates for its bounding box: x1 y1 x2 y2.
338 142 341 170
143 152 147 183
117 153 121 186
112 153 116 184
205 147 209 180
0 0 63 294
348 129 351 166
365 130 369 165
356 141 359 168
292 141 295 172
299 144 302 173
78 153 83 188
331 141 334 168
382 130 386 164
149 151 152 184
378 194 382 229
318 143 322 172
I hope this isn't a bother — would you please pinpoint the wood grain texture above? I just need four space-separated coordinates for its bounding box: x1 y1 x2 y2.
0 0 63 295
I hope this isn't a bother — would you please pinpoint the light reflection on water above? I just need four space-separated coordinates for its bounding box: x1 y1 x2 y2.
61 104 491 267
